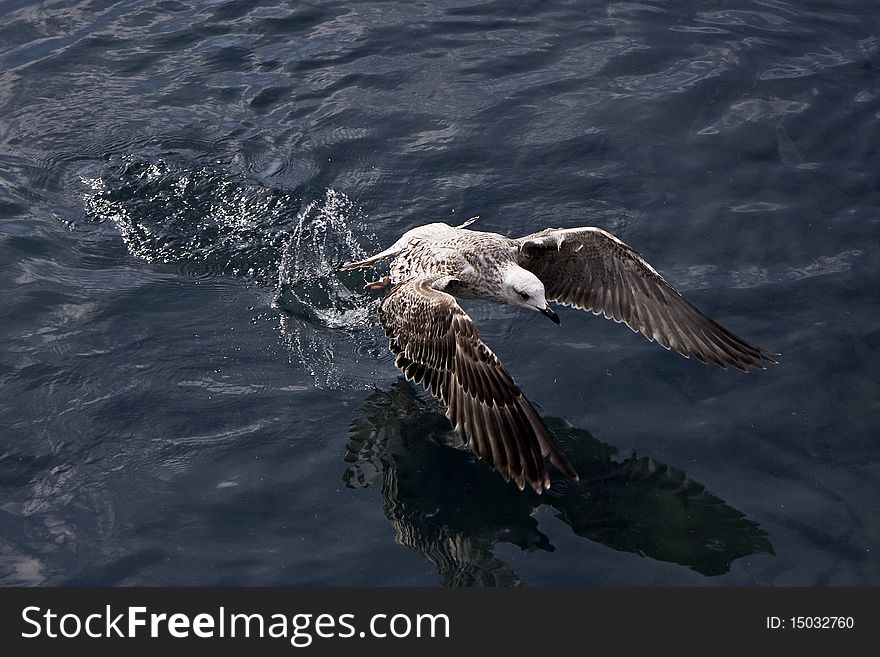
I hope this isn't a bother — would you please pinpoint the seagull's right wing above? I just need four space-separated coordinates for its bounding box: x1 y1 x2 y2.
379 277 578 493
516 227 777 370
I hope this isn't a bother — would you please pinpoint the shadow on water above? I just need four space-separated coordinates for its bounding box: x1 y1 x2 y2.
344 380 774 586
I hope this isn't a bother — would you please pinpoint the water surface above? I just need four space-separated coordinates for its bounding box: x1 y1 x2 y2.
1 0 878 586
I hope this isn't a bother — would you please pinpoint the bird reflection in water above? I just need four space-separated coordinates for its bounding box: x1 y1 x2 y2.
343 380 774 586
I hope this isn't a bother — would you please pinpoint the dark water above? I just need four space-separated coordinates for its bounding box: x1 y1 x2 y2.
1 0 878 587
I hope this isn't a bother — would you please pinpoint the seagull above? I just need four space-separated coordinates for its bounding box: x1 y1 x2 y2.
342 219 777 494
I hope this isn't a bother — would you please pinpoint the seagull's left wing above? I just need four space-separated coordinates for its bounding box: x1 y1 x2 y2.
516 227 777 370
379 276 578 493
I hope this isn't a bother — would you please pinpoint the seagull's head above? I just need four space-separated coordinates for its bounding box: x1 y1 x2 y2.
503 267 560 325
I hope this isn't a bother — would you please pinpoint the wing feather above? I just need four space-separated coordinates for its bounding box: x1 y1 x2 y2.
516 227 777 370
379 277 578 492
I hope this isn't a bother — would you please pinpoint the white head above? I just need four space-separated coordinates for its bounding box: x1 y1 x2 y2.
502 267 560 324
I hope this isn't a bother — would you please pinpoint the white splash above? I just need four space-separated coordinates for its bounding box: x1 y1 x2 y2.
274 188 384 389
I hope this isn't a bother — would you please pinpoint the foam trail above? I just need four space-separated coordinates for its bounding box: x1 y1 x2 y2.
82 154 384 388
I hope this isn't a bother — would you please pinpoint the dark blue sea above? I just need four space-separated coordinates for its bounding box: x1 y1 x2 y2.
1 0 878 587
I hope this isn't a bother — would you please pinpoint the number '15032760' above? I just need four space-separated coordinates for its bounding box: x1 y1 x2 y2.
766 616 854 629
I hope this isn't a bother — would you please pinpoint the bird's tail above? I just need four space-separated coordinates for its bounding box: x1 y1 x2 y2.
340 242 405 270
455 215 479 229
342 217 478 270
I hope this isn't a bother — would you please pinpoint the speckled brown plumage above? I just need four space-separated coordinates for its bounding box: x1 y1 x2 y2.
343 221 776 494
378 277 578 493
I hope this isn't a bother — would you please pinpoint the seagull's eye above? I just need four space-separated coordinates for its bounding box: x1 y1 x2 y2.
518 291 530 300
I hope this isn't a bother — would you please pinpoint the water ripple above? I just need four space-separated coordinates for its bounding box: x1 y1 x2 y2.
697 98 810 135
612 46 738 96
695 10 791 32
761 35 879 80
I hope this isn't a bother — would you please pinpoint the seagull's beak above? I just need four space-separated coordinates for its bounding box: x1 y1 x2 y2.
540 305 560 325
